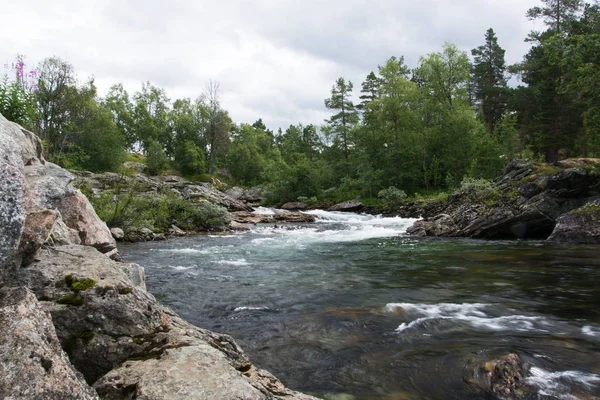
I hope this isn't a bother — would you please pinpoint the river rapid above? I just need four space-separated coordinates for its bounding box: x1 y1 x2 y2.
120 209 600 400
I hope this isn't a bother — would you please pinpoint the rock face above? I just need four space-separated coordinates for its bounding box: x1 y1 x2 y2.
406 159 600 241
0 113 317 399
0 286 99 400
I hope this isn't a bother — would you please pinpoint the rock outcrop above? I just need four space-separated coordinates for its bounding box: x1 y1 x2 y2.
0 113 317 399
406 159 600 242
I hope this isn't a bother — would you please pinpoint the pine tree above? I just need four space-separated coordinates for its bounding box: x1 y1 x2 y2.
324 78 358 161
471 28 509 134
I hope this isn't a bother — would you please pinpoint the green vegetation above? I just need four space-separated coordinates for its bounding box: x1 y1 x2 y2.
79 179 230 232
56 295 83 306
571 203 600 218
2 0 599 203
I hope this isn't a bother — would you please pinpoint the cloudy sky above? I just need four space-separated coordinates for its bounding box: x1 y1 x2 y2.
1 0 542 131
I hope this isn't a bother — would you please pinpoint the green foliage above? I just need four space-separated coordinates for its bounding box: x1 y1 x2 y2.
0 56 37 128
457 177 498 200
145 140 169 176
85 179 230 232
378 187 407 204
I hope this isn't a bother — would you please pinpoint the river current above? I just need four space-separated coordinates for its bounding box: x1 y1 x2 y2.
120 209 600 400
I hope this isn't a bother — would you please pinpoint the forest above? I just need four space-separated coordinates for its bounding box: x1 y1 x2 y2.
1 0 599 205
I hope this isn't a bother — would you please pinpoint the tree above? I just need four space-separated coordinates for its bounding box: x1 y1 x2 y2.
104 84 135 149
200 80 231 174
324 77 358 162
35 57 76 160
527 0 584 36
471 28 510 134
133 82 170 153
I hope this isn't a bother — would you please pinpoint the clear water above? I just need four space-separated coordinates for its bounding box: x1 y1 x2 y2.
120 210 600 400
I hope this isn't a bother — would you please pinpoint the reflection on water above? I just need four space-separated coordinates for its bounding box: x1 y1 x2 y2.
120 210 600 399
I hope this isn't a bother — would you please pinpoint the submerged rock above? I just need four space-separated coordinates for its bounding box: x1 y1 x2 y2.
0 287 99 399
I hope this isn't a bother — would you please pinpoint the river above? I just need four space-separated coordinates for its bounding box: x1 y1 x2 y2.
120 209 600 400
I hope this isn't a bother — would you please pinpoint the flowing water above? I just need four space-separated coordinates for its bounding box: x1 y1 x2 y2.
120 209 600 400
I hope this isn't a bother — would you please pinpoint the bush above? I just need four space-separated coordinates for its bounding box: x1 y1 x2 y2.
457 177 497 200
378 186 407 204
83 180 230 233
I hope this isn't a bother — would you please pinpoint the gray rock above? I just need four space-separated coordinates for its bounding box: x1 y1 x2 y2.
0 286 99 400
328 200 364 212
18 209 58 266
406 214 457 237
229 221 251 231
110 227 125 240
0 164 26 287
281 202 309 211
548 201 600 244
167 225 186 237
232 211 316 224
181 183 252 212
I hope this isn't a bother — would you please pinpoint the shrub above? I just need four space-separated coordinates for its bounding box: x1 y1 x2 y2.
457 177 497 200
378 186 407 204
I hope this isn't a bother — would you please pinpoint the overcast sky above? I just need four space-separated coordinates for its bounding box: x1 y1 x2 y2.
1 0 542 131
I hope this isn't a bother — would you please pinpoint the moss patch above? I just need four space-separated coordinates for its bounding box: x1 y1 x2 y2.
119 286 133 295
570 204 600 218
71 278 97 292
56 295 83 306
64 275 97 292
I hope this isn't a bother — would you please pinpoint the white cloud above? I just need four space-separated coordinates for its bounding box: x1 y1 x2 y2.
0 0 543 131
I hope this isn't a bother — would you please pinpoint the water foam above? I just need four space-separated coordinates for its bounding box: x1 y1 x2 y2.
582 325 600 337
159 248 208 254
387 303 547 333
233 306 270 312
217 259 250 266
246 210 419 246
527 367 600 398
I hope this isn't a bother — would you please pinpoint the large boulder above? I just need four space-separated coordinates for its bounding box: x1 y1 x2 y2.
0 286 99 399
548 201 600 244
24 163 116 255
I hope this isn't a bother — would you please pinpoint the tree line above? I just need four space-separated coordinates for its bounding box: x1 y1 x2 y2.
1 0 599 204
